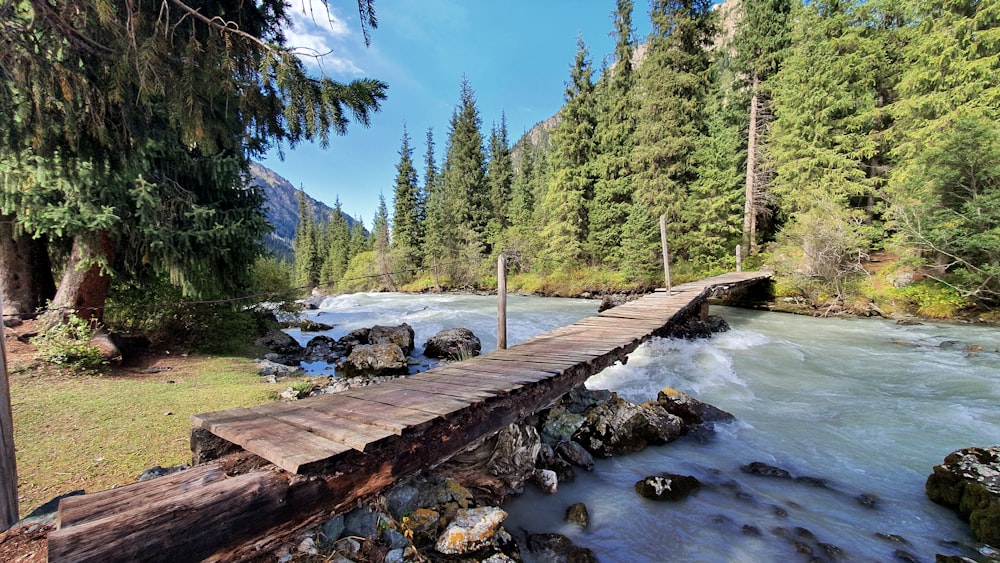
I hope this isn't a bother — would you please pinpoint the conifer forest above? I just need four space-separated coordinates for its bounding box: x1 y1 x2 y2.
1 0 998 327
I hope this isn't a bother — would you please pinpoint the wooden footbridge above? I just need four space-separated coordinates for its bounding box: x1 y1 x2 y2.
47 271 770 562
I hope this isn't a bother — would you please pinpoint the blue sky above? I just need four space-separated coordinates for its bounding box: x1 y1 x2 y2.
261 1 657 223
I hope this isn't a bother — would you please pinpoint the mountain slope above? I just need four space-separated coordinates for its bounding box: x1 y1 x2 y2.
249 162 355 260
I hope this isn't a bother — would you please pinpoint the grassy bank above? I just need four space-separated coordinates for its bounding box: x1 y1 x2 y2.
9 353 293 516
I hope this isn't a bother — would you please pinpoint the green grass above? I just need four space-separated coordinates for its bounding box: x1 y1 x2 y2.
10 355 296 516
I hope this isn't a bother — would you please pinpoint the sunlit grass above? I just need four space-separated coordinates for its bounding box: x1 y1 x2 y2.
10 355 295 515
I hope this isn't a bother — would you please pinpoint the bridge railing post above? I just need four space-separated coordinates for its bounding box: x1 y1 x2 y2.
736 244 742 273
659 215 671 293
497 254 507 350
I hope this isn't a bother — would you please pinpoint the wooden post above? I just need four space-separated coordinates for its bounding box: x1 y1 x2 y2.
0 298 19 530
659 215 671 293
497 254 507 350
736 244 743 273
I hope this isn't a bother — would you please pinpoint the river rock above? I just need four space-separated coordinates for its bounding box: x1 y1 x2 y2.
424 328 482 359
435 506 508 555
370 323 416 355
741 461 792 479
635 474 702 501
926 446 1000 545
534 469 558 494
541 406 586 444
572 394 684 457
537 443 576 483
566 503 589 527
662 315 730 339
526 533 596 563
336 343 408 378
303 335 347 363
296 319 334 332
255 358 304 378
564 386 613 414
256 329 304 357
657 387 735 426
555 440 594 471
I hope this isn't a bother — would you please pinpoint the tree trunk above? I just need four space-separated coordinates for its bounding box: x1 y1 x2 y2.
0 213 56 319
45 231 116 324
742 74 760 255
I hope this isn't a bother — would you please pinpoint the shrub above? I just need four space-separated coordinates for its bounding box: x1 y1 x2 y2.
32 314 107 371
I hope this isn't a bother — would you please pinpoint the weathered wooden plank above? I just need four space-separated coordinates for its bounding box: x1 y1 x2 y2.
264 408 396 452
194 407 351 473
441 361 554 382
432 364 550 386
417 371 525 394
341 387 470 416
390 378 496 402
302 395 437 433
49 471 301 563
57 464 226 529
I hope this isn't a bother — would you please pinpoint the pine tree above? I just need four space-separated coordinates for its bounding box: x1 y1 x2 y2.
437 78 489 281
590 0 639 266
0 0 387 321
486 115 514 241
733 0 792 253
538 36 597 270
391 124 422 270
320 199 352 286
372 195 395 289
688 38 747 270
292 189 322 287
631 0 717 269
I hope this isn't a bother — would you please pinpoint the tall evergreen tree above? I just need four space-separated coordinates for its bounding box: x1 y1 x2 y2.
437 78 489 280
733 0 792 253
320 199 352 286
539 36 598 269
292 189 322 287
0 0 387 321
391 124 423 269
590 0 639 266
630 0 717 270
486 115 514 240
372 194 395 289
689 34 747 270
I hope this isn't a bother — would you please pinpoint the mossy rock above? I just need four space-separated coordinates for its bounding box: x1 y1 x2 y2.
926 447 1000 546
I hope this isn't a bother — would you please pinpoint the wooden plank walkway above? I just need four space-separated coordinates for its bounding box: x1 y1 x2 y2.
47 271 770 562
191 271 771 474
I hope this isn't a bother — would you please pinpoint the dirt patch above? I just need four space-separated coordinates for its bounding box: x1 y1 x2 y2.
0 522 49 563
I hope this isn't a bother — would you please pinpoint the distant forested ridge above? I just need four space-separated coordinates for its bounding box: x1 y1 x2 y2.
296 0 998 316
250 162 360 261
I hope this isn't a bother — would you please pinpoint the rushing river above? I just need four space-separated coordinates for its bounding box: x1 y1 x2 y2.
298 293 1000 562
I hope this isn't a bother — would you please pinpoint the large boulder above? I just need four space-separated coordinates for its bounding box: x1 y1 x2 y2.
336 343 408 378
635 474 702 501
370 323 416 356
572 394 684 457
424 328 482 360
435 507 508 556
657 387 735 426
926 446 1000 546
255 329 304 358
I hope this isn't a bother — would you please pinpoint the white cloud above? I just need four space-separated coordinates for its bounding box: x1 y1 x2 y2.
283 3 364 75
